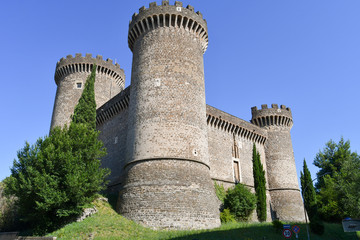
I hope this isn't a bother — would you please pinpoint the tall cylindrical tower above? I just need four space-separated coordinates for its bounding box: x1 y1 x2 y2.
119 1 220 229
251 104 305 222
50 53 125 130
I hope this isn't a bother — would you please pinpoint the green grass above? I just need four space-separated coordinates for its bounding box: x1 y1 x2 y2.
47 199 359 240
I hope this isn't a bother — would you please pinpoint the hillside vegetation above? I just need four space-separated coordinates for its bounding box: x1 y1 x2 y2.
47 199 358 240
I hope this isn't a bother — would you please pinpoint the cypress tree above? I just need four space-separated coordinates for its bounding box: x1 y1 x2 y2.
71 64 97 130
300 159 317 220
252 143 267 222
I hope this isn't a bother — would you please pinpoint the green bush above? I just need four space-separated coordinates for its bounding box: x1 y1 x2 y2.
0 181 19 231
271 219 284 232
223 183 256 221
214 181 226 204
220 208 236 223
310 217 325 235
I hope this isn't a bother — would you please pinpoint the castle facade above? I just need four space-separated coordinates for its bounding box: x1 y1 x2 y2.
50 1 305 230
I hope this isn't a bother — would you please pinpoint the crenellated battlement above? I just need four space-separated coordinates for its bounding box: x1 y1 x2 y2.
251 104 293 128
128 1 208 53
54 53 125 88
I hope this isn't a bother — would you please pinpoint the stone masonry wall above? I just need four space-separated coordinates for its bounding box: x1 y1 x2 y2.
118 159 219 229
97 108 128 188
206 105 272 221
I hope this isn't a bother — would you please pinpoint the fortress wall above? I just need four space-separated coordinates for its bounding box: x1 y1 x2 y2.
207 105 272 221
207 125 267 188
97 108 128 188
206 105 267 187
119 159 219 229
96 87 130 189
207 125 233 184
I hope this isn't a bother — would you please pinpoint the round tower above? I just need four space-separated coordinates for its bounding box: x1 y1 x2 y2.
251 104 305 222
119 1 220 229
50 53 125 130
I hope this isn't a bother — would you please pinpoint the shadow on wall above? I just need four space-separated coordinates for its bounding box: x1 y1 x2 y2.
102 191 119 211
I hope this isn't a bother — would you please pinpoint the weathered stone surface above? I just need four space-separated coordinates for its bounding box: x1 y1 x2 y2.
76 206 97 222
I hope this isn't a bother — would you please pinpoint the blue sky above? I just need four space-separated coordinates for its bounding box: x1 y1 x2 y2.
1 0 359 186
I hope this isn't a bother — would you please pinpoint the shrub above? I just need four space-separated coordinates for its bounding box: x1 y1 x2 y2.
223 183 256 221
0 181 19 231
272 219 284 232
310 217 325 235
214 181 226 204
220 208 236 223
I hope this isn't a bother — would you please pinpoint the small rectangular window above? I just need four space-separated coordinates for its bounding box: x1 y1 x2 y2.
233 161 240 183
76 82 82 89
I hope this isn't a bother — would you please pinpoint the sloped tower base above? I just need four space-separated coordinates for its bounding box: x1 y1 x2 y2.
118 160 220 229
270 190 305 222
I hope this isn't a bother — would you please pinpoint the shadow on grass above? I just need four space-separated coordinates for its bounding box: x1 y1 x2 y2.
166 223 358 240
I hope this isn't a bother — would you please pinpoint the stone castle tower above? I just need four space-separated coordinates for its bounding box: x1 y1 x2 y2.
120 1 220 229
50 0 305 230
251 104 305 221
51 54 125 129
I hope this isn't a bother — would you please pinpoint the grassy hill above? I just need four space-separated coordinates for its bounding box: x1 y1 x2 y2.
47 199 358 240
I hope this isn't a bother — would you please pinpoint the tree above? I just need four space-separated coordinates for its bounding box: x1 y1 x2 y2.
335 155 360 218
252 143 267 222
223 183 256 221
314 137 360 222
300 159 317 220
4 65 109 234
314 137 357 190
71 64 97 130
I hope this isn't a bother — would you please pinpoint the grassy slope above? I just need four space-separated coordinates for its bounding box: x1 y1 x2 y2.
48 199 358 240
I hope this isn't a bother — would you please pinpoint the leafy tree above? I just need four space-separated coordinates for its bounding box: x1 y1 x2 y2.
314 137 358 190
252 144 267 222
300 159 317 220
314 137 360 222
223 183 256 221
4 65 109 234
335 155 360 218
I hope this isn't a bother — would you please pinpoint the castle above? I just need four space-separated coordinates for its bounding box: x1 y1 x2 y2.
50 1 305 229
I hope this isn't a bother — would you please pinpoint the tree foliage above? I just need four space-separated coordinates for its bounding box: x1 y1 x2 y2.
252 144 267 222
71 64 97 130
223 183 256 221
214 181 226 204
300 159 317 220
314 137 360 222
220 208 236 223
4 65 109 234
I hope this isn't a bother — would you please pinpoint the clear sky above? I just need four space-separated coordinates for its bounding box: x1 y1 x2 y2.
1 0 359 185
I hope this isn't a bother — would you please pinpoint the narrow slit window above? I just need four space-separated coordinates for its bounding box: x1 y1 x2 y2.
233 161 240 183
